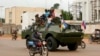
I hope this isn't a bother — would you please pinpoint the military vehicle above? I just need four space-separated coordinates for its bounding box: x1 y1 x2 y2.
22 19 84 51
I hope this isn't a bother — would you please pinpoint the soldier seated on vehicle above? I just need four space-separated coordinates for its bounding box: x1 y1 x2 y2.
59 15 69 32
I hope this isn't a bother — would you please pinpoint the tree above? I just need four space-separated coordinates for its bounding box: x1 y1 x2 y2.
54 3 60 9
2 19 5 23
0 18 5 23
61 10 73 20
51 3 60 9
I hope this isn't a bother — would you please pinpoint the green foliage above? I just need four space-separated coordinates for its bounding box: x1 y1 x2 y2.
2 19 5 23
61 10 73 20
0 18 5 23
51 3 60 9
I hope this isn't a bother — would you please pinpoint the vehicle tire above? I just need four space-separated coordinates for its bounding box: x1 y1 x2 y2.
41 46 48 56
14 36 17 40
46 36 57 51
97 38 100 44
68 43 78 51
12 35 16 40
81 41 86 49
29 47 35 56
26 39 30 49
12 36 14 40
57 43 59 48
26 35 31 49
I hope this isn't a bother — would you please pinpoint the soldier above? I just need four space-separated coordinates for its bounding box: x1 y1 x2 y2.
45 15 53 31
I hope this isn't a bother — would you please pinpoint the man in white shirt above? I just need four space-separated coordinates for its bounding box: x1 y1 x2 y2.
45 15 52 31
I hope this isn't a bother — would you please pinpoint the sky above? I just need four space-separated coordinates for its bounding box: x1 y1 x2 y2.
0 0 74 18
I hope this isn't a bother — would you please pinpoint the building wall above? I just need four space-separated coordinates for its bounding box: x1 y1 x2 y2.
84 24 100 34
75 0 100 23
12 7 16 24
5 7 45 25
72 0 100 34
5 7 61 25
71 2 77 20
5 8 11 24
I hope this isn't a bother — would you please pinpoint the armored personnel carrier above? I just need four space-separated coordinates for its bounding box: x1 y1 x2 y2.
22 19 84 51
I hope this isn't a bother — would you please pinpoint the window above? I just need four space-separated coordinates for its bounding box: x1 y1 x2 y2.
9 12 12 19
23 11 26 13
9 12 12 23
21 16 22 23
9 19 12 24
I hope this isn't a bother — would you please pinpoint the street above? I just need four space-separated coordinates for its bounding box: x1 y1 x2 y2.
0 37 100 56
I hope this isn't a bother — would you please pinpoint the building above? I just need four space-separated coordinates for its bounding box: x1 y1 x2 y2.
73 0 100 23
5 7 45 25
5 7 61 25
5 7 46 34
5 7 61 34
72 0 100 34
70 2 79 20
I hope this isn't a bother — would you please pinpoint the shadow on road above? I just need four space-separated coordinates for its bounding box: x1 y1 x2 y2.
49 49 79 53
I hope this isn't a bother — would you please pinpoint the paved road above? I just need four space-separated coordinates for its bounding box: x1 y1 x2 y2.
0 38 100 56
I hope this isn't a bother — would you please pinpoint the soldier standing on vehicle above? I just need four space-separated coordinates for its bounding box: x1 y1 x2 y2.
45 15 53 31
50 9 55 19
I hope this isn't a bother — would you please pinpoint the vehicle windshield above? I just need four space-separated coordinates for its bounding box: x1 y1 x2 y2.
62 24 82 33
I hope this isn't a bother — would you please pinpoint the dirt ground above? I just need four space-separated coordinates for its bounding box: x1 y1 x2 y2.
0 35 100 56
0 34 21 39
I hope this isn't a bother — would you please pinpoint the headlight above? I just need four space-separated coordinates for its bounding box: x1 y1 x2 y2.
43 41 46 45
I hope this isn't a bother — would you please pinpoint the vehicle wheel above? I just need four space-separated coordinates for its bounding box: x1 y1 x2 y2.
97 38 100 44
57 43 59 48
26 35 31 49
29 47 35 56
41 46 48 56
14 36 17 40
12 36 15 40
26 39 30 49
81 41 86 49
46 36 57 51
12 36 14 40
68 43 78 51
